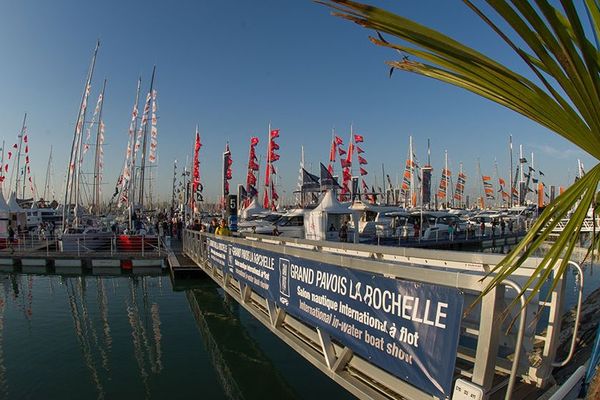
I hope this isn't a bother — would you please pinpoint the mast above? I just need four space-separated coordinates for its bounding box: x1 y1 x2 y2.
509 135 513 207
63 40 100 228
43 146 53 201
444 150 449 207
138 66 156 211
128 78 142 207
409 136 414 207
170 160 177 219
494 158 502 206
15 113 27 198
519 144 524 205
267 122 272 207
0 140 4 198
93 79 107 216
477 158 484 208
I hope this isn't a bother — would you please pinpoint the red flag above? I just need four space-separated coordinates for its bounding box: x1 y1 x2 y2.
482 175 491 181
25 145 29 153
25 156 30 164
12 144 17 149
271 184 279 201
270 164 276 174
334 136 343 145
329 140 336 162
248 160 259 171
356 146 364 154
270 141 280 151
251 137 259 146
226 169 232 180
270 129 280 138
338 147 346 156
28 176 32 182
0 176 4 183
344 143 354 167
263 190 270 208
499 178 506 185
270 152 280 161
361 180 368 190
7 152 11 160
247 171 257 185
358 155 368 165
360 167 368 176
354 134 364 143
340 159 350 168
23 135 28 143
327 164 334 175
4 165 7 172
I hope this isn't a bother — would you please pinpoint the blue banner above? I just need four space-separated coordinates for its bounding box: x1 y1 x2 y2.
206 237 464 399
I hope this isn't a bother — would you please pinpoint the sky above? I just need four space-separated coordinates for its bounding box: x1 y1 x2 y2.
0 0 595 204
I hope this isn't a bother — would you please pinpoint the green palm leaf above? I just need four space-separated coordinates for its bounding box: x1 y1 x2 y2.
319 0 600 306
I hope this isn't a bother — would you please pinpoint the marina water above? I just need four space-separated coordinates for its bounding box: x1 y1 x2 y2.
0 273 349 399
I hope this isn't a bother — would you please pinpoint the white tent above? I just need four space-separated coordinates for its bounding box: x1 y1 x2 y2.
7 192 26 231
240 197 265 220
0 191 9 237
305 190 358 242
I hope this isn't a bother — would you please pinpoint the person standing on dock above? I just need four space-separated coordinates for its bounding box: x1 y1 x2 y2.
339 221 348 242
8 224 14 251
216 219 231 236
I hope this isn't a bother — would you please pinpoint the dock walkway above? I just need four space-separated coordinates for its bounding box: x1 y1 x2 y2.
168 238 205 279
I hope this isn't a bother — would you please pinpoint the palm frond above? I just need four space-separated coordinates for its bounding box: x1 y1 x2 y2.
319 0 600 306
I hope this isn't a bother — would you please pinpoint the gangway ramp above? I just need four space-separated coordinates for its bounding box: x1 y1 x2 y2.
183 231 582 400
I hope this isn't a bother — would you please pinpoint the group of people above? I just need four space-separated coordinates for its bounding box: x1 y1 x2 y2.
189 217 232 236
328 221 349 242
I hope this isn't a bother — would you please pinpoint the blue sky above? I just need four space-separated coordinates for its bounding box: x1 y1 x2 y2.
0 0 595 203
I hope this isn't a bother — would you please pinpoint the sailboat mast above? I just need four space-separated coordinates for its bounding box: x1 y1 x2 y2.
444 150 448 207
43 146 53 201
509 135 513 207
519 144 524 205
63 40 100 228
93 79 107 216
138 66 156 210
15 113 27 198
128 78 142 207
267 123 272 207
477 158 484 208
409 136 414 207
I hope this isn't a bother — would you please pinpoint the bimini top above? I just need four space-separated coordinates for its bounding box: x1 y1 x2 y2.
312 190 351 214
7 192 21 212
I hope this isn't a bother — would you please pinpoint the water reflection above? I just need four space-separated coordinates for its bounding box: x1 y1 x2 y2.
126 276 163 397
186 283 296 400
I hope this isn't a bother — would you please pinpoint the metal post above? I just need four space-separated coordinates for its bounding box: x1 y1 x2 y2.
471 284 505 393
142 235 145 257
77 238 80 257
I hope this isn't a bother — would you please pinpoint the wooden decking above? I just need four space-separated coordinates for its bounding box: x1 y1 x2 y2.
167 239 206 279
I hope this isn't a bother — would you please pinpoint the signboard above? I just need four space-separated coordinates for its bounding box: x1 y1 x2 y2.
206 237 464 399
227 195 238 232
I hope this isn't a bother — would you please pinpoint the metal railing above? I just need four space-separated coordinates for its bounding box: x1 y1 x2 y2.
183 230 576 400
0 232 166 258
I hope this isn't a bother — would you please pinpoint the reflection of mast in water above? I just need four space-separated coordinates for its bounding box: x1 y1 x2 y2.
0 284 8 398
79 278 110 372
126 276 163 396
186 290 244 400
66 278 104 399
186 286 296 400
96 277 112 371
